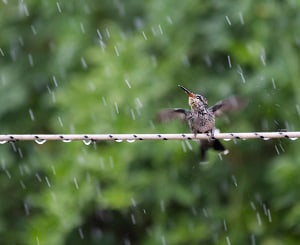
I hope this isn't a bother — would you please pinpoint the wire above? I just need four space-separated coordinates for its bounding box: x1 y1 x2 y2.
0 132 299 144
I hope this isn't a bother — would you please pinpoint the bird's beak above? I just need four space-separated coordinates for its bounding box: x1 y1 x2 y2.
178 85 195 98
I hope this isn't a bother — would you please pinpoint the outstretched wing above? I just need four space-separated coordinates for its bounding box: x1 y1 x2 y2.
157 108 189 123
209 96 247 117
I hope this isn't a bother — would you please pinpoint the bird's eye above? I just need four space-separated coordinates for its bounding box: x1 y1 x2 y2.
196 95 204 101
196 95 207 104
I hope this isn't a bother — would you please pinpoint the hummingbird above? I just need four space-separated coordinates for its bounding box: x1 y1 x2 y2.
158 85 246 161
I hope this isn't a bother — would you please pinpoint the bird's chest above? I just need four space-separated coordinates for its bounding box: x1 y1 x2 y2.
187 111 215 133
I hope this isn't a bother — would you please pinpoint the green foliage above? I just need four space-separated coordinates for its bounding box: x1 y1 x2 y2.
0 0 300 244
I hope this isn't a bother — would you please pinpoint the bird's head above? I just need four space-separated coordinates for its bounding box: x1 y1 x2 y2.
178 85 208 110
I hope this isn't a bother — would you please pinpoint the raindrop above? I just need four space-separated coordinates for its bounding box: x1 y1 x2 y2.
2 0 8 4
83 139 92 145
267 209 272 222
105 28 111 39
223 138 232 141
262 137 270 141
223 220 228 231
36 237 40 245
78 227 84 239
28 53 34 66
231 175 238 187
151 55 157 67
10 142 17 152
166 15 173 24
35 139 47 145
18 147 23 158
158 24 163 34
256 212 262 226
114 102 119 114
296 104 300 116
274 145 280 155
131 214 136 225
20 180 26 190
5 170 11 179
30 25 37 35
131 198 137 207
18 36 24 46
151 26 158 36
0 48 4 56
58 116 63 127
45 176 51 187
260 48 266 66
250 234 256 245
96 29 102 40
262 203 267 215
56 2 62 13
74 177 79 189
80 22 85 33
52 75 58 87
1 159 6 170
161 236 166 245
51 165 56 175
225 16 232 26
279 143 285 152
124 79 132 88
35 173 42 182
24 202 30 215
289 137 298 141
181 55 190 67
250 201 256 211
130 108 136 120
271 78 276 89
239 12 244 25
227 55 232 68
46 85 52 94
226 236 231 245
81 57 88 69
191 207 197 216
141 31 148 40
29 108 35 121
114 45 120 56
99 40 106 51
126 139 135 143
115 139 123 142
184 140 193 151
149 120 156 129
204 54 212 67
134 98 142 108
0 141 8 144
62 139 72 143
102 96 107 106
160 199 165 212
237 66 246 83
202 208 209 217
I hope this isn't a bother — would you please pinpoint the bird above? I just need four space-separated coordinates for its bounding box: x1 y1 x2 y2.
157 85 246 161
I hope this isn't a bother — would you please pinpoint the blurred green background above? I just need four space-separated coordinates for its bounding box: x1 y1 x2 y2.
1 0 300 244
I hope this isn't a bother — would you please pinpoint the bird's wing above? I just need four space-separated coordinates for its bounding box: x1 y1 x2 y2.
209 96 247 117
157 108 189 123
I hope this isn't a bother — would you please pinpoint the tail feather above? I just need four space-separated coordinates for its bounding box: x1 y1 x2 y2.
200 139 227 161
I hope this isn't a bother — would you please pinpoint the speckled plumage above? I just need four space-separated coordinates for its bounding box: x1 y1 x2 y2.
186 108 215 135
157 85 246 160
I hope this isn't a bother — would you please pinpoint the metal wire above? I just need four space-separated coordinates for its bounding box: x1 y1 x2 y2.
0 132 299 144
